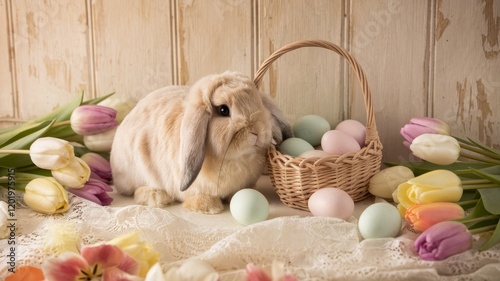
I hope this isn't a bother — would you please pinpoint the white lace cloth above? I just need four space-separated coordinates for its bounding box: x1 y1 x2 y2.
1 176 500 280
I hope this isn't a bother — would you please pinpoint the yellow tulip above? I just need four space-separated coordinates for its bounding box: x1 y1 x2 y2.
51 157 91 188
395 170 462 216
108 231 161 277
23 177 70 214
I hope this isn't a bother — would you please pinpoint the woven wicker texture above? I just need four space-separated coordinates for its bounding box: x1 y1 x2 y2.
254 40 383 211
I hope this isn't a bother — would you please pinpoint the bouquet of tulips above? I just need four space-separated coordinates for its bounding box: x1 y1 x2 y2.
0 92 135 217
384 117 500 260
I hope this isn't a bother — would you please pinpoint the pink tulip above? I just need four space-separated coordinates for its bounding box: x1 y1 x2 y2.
246 263 297 281
68 178 113 205
400 117 450 147
414 221 472 261
81 152 113 182
43 244 140 280
70 105 118 136
405 203 465 232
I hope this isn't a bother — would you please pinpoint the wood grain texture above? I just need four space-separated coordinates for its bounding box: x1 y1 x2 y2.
257 0 344 128
349 0 430 162
0 0 14 127
0 0 499 159
9 0 91 120
176 0 253 85
91 0 173 101
434 0 500 149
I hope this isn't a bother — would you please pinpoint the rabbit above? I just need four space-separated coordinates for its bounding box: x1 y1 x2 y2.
110 71 292 214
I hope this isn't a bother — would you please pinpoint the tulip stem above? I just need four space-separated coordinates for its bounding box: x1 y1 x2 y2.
462 179 492 185
462 183 500 190
459 142 500 161
51 120 71 128
459 214 500 225
457 199 479 206
0 149 31 155
459 151 500 164
469 225 497 235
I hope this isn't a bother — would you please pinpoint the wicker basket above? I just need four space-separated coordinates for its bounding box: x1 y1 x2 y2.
254 40 383 211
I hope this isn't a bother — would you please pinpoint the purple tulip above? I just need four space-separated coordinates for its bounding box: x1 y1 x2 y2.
414 221 472 261
80 152 112 183
70 105 118 136
400 117 450 147
68 178 113 206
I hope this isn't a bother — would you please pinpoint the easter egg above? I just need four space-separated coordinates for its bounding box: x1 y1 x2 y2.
279 137 315 157
292 115 331 146
368 166 415 200
335 119 366 147
321 130 361 156
230 189 269 225
358 202 402 239
308 188 354 220
298 149 331 158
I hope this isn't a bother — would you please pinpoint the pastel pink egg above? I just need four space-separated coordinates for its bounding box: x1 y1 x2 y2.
308 188 354 220
321 130 361 156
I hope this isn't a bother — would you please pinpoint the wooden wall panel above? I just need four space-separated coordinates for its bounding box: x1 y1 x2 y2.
257 0 344 127
349 0 430 162
91 0 173 101
176 0 253 85
433 0 500 149
0 0 14 128
10 0 91 120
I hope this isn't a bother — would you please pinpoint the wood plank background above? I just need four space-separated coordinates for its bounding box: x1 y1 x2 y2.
0 0 499 163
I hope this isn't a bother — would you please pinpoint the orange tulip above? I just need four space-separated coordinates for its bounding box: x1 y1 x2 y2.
405 202 465 232
5 266 44 281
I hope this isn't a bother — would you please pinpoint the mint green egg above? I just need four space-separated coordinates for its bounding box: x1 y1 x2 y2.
292 115 331 146
279 137 315 157
230 189 269 225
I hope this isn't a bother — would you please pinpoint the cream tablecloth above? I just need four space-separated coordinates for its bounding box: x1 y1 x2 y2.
1 176 500 280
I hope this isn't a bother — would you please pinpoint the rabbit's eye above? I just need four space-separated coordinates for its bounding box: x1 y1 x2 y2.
218 105 230 117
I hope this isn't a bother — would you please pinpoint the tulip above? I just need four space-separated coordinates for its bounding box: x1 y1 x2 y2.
409 134 460 165
23 177 70 214
51 157 91 188
70 105 118 136
67 178 113 205
108 231 161 277
43 244 140 280
394 170 462 216
29 137 75 170
98 97 137 122
0 201 8 239
5 266 45 281
246 261 298 281
405 203 465 232
83 127 117 152
414 221 472 261
145 260 219 281
368 166 414 199
400 117 450 147
80 152 112 182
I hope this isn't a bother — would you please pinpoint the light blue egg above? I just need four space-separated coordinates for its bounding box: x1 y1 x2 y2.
358 203 402 239
292 115 331 146
279 137 315 157
230 189 269 225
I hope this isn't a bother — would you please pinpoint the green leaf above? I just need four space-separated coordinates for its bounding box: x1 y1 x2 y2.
478 188 500 215
471 169 500 185
0 93 83 135
0 121 56 148
466 137 500 160
479 222 500 251
82 92 115 105
456 199 492 228
0 120 54 168
384 161 496 177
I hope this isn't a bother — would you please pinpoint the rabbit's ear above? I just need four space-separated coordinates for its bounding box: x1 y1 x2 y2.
259 92 293 144
179 76 225 191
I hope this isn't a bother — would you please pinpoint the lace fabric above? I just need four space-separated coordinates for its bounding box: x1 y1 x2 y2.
1 176 500 280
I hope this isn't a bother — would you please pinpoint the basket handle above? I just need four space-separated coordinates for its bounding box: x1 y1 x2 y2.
253 39 379 144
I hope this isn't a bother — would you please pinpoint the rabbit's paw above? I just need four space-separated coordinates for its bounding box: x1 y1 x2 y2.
183 194 224 214
134 186 174 208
